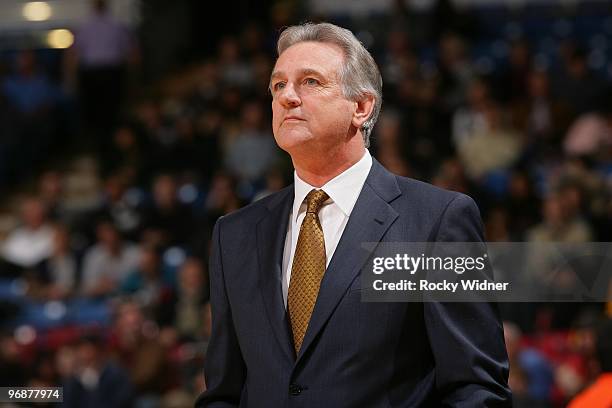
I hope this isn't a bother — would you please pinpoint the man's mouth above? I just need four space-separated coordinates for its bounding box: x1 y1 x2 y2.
283 116 305 122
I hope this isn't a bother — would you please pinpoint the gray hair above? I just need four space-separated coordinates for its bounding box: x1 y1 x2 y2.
277 22 383 147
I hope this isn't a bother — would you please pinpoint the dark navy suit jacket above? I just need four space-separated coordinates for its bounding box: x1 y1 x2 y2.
196 159 511 407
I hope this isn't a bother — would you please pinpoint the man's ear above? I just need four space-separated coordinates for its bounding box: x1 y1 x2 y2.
352 94 375 129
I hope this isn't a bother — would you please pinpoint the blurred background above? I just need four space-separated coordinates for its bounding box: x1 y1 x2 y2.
0 0 611 407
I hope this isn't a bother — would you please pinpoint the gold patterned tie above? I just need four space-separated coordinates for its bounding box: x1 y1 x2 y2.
288 189 329 354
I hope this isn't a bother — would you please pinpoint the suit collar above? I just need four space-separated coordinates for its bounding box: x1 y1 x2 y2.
257 186 296 362
364 157 402 204
264 184 294 212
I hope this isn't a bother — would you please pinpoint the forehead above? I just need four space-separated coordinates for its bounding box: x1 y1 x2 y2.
272 41 345 77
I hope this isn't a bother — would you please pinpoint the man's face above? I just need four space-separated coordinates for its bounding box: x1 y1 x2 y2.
270 41 355 155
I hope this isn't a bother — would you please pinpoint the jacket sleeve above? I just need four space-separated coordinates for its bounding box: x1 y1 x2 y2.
195 219 246 407
424 193 512 407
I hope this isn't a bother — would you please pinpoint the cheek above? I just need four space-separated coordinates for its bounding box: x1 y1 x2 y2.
313 100 352 129
271 104 282 129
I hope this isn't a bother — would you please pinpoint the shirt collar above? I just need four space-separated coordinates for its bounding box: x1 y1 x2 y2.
292 149 372 221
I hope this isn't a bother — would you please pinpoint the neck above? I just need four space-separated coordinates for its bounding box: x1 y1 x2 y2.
292 141 365 187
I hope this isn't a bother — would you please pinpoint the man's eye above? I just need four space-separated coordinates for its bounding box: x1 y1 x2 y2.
304 78 319 86
273 82 286 91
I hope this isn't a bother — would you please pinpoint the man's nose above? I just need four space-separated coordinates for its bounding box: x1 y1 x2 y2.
278 83 301 108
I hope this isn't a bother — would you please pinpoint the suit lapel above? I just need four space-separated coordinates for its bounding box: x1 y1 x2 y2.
256 186 295 362
296 160 401 364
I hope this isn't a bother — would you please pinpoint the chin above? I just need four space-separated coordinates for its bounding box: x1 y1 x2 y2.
274 129 314 153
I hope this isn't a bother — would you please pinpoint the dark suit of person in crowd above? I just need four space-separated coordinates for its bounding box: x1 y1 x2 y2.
196 22 511 407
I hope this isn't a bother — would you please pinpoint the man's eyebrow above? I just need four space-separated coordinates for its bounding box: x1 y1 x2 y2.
269 68 328 91
270 68 326 82
270 71 285 82
298 68 325 78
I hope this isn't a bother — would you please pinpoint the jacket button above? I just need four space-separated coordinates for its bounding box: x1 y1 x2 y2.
289 383 302 396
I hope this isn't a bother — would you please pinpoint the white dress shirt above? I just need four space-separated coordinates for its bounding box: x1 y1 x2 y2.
281 150 373 307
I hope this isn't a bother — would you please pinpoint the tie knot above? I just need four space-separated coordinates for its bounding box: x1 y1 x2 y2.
305 189 329 214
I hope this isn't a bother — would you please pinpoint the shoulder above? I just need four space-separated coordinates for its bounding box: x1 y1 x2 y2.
392 175 478 215
215 185 292 231
385 174 483 241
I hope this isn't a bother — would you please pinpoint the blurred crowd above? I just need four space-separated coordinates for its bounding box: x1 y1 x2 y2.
1 0 612 407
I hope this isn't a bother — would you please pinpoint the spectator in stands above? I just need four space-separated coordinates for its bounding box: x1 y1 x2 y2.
102 124 144 183
0 333 28 387
213 86 241 140
189 172 241 259
504 321 554 408
431 158 473 195
1 51 66 185
452 77 490 147
191 107 222 181
457 101 523 181
80 220 140 298
38 170 67 223
203 172 241 226
527 192 593 243
110 301 170 407
1 197 54 268
506 170 540 239
379 29 413 89
437 32 475 110
564 99 612 158
217 36 253 88
372 111 411 177
94 173 143 240
70 0 136 149
142 174 194 248
512 69 571 145
191 61 220 106
224 101 280 190
2 50 62 116
485 207 512 242
556 47 604 116
251 53 275 99
166 116 205 176
121 244 174 324
557 180 589 222
133 100 164 151
173 257 209 341
498 40 531 103
35 224 77 300
568 319 612 407
29 351 59 389
63 334 134 408
395 71 451 178
526 193 593 311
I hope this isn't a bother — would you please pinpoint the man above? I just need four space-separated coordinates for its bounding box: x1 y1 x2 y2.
70 0 134 150
1 197 54 268
196 23 511 407
63 334 134 408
